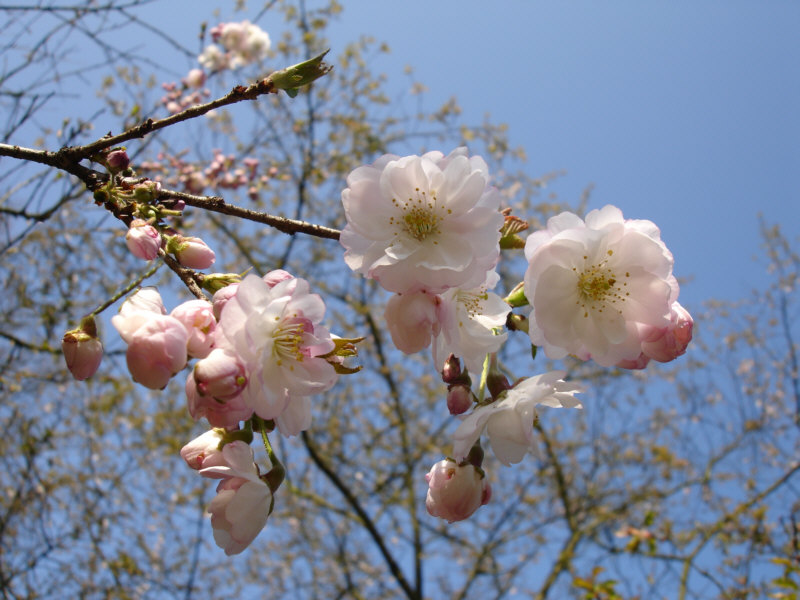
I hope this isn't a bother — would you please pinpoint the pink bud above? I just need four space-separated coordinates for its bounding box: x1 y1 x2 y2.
641 302 694 363
193 349 247 400
174 236 216 270
180 429 225 470
62 318 103 381
171 299 216 358
441 353 462 384
186 369 253 428
425 459 491 523
126 219 161 261
125 315 189 389
446 384 473 415
106 149 130 171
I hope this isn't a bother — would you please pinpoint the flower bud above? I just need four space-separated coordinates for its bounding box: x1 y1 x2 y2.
124 314 189 389
180 429 225 470
61 316 103 381
106 149 130 172
441 353 462 384
194 349 247 400
425 459 491 523
446 384 473 415
186 369 253 429
125 218 161 261
171 235 216 270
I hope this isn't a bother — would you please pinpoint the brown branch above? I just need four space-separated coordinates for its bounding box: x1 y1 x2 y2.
166 190 341 241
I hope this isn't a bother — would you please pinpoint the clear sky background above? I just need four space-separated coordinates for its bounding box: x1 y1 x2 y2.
323 1 800 310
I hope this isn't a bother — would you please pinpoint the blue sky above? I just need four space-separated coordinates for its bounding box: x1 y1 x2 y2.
326 1 800 308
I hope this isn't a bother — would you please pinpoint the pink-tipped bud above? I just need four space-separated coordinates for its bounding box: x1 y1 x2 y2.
171 235 216 270
126 218 161 261
425 459 491 523
446 384 473 415
61 316 103 381
186 370 253 428
180 429 225 470
194 349 247 400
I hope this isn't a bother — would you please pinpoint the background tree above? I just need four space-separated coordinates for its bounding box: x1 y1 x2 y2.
0 2 797 599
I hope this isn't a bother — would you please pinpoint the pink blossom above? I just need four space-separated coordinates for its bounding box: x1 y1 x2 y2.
432 271 510 376
341 148 504 294
186 369 253 429
124 314 189 390
214 274 337 426
111 287 167 343
61 326 103 381
425 459 491 523
180 429 225 470
171 299 216 358
640 301 694 362
524 205 678 367
173 236 216 270
384 291 442 354
125 219 161 261
199 441 272 555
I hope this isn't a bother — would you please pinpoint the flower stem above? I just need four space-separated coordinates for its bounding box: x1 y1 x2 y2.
90 261 162 317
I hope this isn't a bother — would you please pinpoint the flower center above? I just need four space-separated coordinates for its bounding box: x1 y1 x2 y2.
272 318 309 366
456 289 488 319
389 188 450 242
573 251 630 317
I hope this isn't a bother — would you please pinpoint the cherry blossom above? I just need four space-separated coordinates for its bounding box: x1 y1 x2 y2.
340 148 504 294
452 372 583 466
199 441 272 555
214 273 337 425
524 205 679 367
432 272 510 376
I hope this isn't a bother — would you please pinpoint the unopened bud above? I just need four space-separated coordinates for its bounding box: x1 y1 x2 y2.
446 384 473 415
61 316 103 381
441 353 461 384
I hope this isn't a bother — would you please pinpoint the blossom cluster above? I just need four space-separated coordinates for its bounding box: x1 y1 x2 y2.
105 269 347 553
199 21 271 72
62 88 695 549
340 147 693 522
